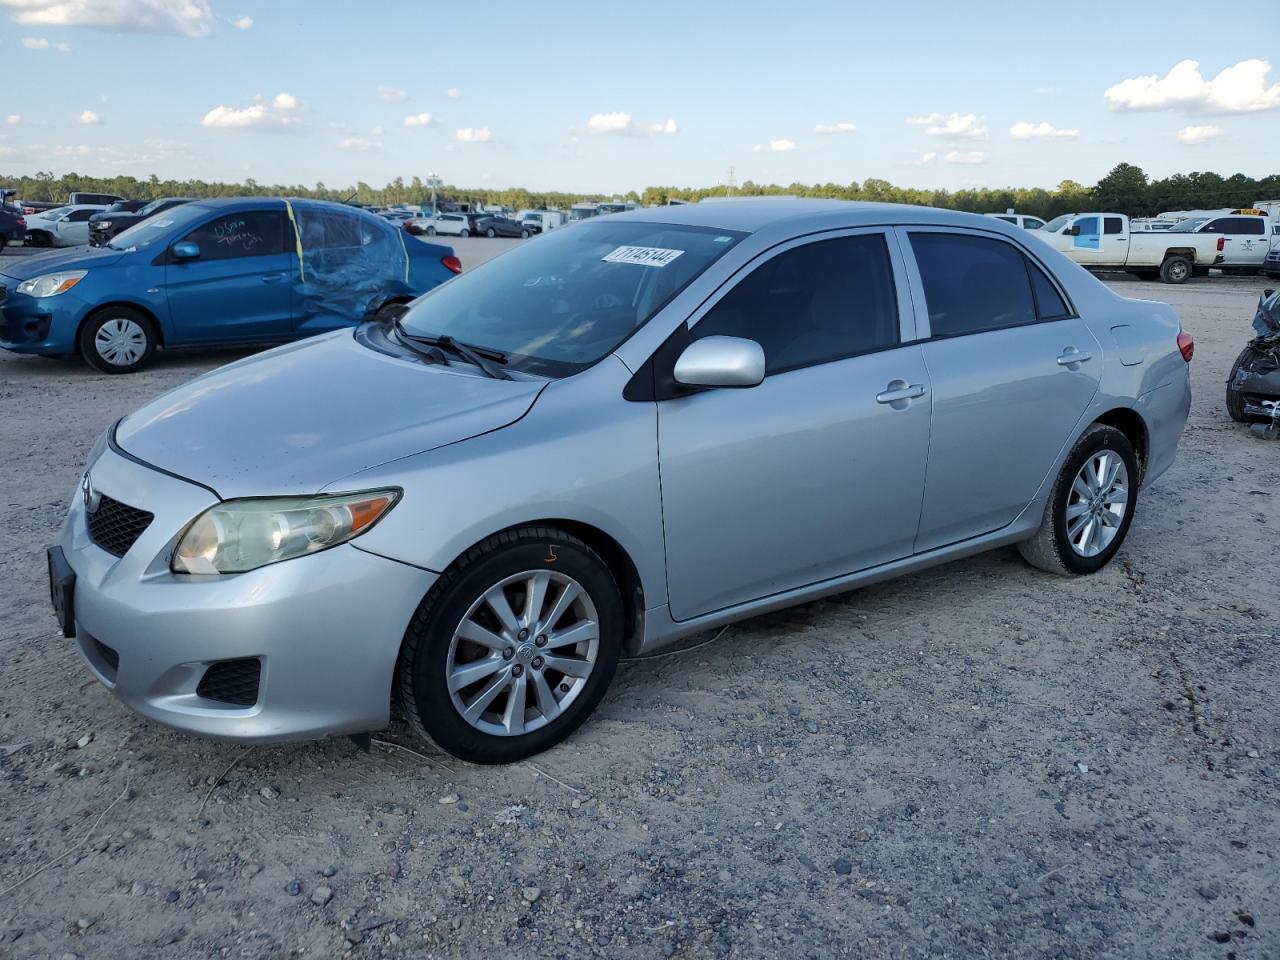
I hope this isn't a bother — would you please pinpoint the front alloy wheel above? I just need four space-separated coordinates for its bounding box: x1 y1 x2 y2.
398 526 622 763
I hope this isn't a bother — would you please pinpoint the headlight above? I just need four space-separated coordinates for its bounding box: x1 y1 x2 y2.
17 270 87 298
171 489 400 575
95 220 112 229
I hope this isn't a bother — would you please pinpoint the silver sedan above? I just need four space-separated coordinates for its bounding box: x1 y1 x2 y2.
50 200 1192 763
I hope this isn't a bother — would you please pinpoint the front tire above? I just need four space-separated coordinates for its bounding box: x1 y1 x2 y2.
520 229 530 239
426 226 436 236
1226 345 1255 423
486 227 497 238
397 526 623 764
78 307 157 374
459 229 470 238
1018 424 1138 576
1160 256 1192 284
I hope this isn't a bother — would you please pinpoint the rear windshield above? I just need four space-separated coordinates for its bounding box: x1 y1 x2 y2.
398 220 746 377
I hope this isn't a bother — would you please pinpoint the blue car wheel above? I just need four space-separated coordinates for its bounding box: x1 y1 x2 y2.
78 306 157 375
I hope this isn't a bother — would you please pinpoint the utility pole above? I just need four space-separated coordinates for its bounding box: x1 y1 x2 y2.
424 172 443 215
726 165 736 196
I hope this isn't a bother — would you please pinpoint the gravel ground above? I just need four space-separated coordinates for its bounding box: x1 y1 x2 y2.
0 258 1276 960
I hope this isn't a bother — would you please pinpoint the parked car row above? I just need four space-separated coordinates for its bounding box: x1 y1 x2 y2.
406 211 536 239
0 198 462 373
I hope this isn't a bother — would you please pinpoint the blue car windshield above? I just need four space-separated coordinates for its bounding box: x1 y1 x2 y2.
398 220 745 377
108 202 214 250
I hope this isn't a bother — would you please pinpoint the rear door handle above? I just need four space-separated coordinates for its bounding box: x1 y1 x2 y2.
261 272 286 283
876 381 927 405
1056 348 1092 366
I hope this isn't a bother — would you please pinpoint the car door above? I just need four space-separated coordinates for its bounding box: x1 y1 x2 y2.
1069 215 1104 264
1100 215 1129 264
657 230 932 621
162 207 295 343
60 208 96 246
900 228 1102 552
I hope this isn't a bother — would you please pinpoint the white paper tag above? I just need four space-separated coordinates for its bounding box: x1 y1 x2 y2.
602 245 684 267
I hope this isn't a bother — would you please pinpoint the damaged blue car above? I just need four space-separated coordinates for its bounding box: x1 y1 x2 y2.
0 197 462 373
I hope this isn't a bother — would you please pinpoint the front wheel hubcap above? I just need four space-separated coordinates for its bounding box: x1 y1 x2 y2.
446 569 600 737
94 317 146 366
1065 450 1129 558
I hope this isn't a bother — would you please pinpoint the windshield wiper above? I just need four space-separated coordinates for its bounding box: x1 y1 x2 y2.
393 320 513 380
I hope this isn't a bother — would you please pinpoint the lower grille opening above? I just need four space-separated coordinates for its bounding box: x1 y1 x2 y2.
197 658 262 707
94 638 120 675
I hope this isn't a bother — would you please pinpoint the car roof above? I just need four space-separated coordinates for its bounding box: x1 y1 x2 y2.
612 198 1025 235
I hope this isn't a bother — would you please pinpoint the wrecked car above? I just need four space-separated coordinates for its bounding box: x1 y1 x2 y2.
1226 289 1280 434
0 197 461 373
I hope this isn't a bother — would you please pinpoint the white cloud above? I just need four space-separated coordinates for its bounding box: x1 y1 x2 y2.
403 112 434 127
231 14 251 29
54 40 69 50
2 0 215 37
202 92 304 130
911 151 937 165
377 85 408 103
587 111 632 134
1176 124 1223 144
371 125 383 136
6 115 20 125
338 137 381 151
906 112 988 139
814 122 857 135
1104 59 1280 113
446 87 462 98
455 126 491 143
646 118 678 135
0 146 17 158
78 109 99 124
752 138 797 153
1009 120 1079 140
945 149 986 165
21 36 48 47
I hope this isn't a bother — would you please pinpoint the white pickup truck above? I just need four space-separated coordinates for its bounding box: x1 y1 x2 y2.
1033 211 1273 283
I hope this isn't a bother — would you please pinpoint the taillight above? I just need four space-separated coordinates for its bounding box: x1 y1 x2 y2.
441 255 462 274
1177 330 1194 362
16 217 25 227
1217 237 1226 252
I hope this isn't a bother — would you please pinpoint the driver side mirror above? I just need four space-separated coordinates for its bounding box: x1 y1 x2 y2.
1064 225 1080 237
673 336 766 389
172 241 200 261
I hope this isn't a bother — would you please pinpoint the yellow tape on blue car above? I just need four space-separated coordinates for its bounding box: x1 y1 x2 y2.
283 199 305 283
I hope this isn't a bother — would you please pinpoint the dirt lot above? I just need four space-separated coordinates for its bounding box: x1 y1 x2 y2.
1 261 1277 960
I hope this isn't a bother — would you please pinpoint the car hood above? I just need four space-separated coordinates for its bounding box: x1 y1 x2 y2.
115 331 547 499
1 244 126 279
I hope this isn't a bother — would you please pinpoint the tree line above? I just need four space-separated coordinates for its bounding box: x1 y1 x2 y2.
5 164 1278 218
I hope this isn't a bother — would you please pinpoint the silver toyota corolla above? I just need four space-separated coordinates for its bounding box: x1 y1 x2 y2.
49 200 1192 763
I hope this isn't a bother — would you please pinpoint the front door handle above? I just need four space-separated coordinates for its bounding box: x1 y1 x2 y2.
876 380 927 405
1056 347 1093 367
261 272 287 283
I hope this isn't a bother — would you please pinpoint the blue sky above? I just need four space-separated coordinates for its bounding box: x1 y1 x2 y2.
2 0 1278 193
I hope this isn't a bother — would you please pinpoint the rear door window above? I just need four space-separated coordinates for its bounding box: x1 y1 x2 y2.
66 209 95 222
910 232 1037 337
1104 217 1125 234
692 234 900 375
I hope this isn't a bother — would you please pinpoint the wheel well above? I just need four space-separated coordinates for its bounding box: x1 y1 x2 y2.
1161 247 1196 262
1094 408 1148 482
76 302 165 352
518 519 647 656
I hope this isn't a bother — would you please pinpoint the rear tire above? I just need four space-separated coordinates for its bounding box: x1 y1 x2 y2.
78 307 157 374
397 526 623 764
1159 256 1192 284
520 229 530 239
459 229 470 238
1018 424 1138 576
486 227 497 238
426 226 436 236
1226 345 1255 423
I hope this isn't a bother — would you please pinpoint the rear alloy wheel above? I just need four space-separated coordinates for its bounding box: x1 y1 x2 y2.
486 227 497 238
398 526 622 764
426 226 436 236
460 229 470 238
1018 424 1138 576
79 308 156 374
1160 256 1192 284
520 229 530 239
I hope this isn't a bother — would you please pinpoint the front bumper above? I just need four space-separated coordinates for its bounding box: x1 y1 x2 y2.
59 444 436 742
0 275 84 354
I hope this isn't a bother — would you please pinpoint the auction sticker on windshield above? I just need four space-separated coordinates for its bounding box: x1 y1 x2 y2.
602 246 685 267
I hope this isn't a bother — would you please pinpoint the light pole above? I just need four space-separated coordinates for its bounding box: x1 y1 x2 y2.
424 173 443 216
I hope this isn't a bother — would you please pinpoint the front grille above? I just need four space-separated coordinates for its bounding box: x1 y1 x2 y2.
197 658 262 707
87 495 153 558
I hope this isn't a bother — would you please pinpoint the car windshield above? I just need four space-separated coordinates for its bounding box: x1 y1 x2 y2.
137 198 171 216
1040 215 1072 232
41 206 70 220
1166 218 1208 233
397 220 746 378
108 202 213 250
